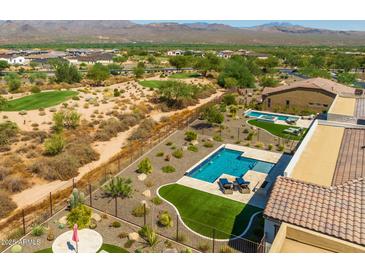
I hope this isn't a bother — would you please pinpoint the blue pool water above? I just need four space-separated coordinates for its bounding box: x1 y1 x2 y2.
245 110 298 121
187 148 275 183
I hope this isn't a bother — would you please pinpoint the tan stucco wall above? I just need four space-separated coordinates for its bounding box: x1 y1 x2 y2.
262 88 335 112
328 96 356 116
270 223 365 253
290 125 344 187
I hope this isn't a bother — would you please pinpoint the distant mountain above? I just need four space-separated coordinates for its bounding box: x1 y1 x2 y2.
0 20 364 45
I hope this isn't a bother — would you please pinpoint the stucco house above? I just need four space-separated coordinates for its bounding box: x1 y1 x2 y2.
261 77 359 113
0 54 26 65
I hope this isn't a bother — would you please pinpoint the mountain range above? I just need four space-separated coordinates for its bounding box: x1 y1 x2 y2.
1 20 365 46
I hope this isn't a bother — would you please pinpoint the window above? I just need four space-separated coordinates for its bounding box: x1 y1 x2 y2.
286 100 290 107
267 98 271 108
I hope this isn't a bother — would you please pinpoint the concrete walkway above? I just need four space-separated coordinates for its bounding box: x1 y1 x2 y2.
52 229 103 253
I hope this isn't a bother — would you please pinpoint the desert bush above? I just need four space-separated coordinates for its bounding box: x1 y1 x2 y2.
64 141 99 166
2 175 29 193
103 176 133 199
213 135 223 142
53 110 81 131
128 118 156 141
161 165 175 173
203 141 214 148
184 130 197 141
44 134 65 155
110 221 121 228
31 224 45 237
137 158 152 174
132 203 149 217
220 246 234 253
30 86 41 93
155 151 164 157
0 191 17 218
0 121 18 146
67 204 92 229
198 242 210 252
151 196 163 205
187 145 198 152
94 118 126 141
158 211 173 227
172 148 183 159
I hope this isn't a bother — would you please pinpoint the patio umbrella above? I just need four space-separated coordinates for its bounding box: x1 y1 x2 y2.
72 224 79 253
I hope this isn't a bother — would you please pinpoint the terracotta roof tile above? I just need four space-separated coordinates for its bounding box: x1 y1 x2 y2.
264 176 365 246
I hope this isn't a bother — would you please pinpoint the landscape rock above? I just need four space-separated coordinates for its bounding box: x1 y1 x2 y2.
128 232 140 242
142 189 151 198
91 213 101 222
191 140 199 145
138 173 147 181
58 216 67 225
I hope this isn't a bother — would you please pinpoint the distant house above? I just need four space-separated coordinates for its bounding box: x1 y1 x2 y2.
0 54 26 65
217 50 234 59
167 50 185 56
261 77 358 113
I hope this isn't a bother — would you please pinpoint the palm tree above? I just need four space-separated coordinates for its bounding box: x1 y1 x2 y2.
103 176 133 199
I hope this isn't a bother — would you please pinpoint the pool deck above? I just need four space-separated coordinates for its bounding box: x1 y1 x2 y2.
178 143 290 208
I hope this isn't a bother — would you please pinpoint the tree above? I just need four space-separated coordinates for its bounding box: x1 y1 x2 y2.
0 96 7 111
55 62 81 84
337 72 357 85
218 57 255 88
260 76 279 87
137 158 152 174
133 62 145 78
157 81 200 108
334 54 358 72
87 63 110 84
222 94 237 105
44 134 65 155
194 53 222 76
5 73 21 92
0 60 9 73
103 176 133 199
203 106 224 124
299 66 331 79
169 56 193 70
66 204 92 229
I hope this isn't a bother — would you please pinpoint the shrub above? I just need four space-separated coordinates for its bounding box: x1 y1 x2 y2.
11 244 22 253
132 204 149 217
176 233 186 243
213 135 223 142
0 121 18 146
172 148 183 159
31 224 45 237
103 177 133 199
158 211 173 227
30 86 41 93
268 144 273 151
66 205 92 229
162 165 175 173
246 132 254 141
137 158 152 174
187 145 198 152
222 94 237 105
151 196 163 205
44 134 65 155
138 225 159 249
165 141 173 146
111 221 121 228
128 119 155 141
185 131 197 141
0 191 17 218
220 246 234 253
278 144 284 152
2 175 28 193
114 90 121 97
203 141 214 148
124 239 135 248
198 242 210 252
47 229 55 241
156 151 164 157
118 232 128 239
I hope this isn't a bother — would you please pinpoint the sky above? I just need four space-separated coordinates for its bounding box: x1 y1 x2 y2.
133 20 365 31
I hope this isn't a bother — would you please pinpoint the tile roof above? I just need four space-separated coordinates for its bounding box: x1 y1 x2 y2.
264 176 365 246
262 77 356 96
332 128 365 186
355 98 365 118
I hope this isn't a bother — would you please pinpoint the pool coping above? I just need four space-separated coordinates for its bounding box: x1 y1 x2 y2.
244 108 301 120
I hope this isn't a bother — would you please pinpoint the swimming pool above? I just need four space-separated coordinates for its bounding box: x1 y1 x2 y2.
187 148 275 183
245 110 299 122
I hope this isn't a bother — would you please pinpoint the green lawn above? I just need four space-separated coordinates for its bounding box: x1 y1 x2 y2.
138 80 164 89
168 72 201 79
158 184 262 239
3 90 78 111
35 243 129 253
247 119 307 141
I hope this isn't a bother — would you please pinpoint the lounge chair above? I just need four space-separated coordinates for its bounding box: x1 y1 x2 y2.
218 178 233 194
234 177 251 194
286 117 297 125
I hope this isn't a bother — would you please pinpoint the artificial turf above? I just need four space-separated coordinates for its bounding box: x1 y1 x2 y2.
3 90 78 111
168 72 201 79
138 80 164 89
158 184 262 239
34 243 129 253
247 119 306 141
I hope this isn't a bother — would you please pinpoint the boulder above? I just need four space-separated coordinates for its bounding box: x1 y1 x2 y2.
142 189 151 198
58 216 67 225
128 232 140 242
191 140 199 145
91 213 102 222
138 173 147 181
